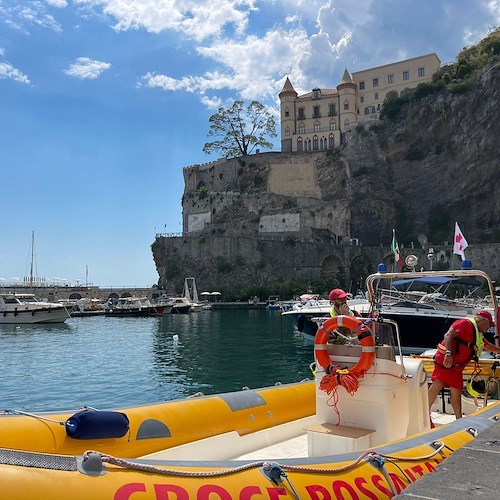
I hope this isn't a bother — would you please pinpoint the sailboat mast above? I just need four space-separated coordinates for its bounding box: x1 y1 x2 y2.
30 230 35 286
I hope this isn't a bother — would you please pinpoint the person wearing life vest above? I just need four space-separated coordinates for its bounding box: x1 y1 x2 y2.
329 288 360 318
428 310 500 419
328 288 361 343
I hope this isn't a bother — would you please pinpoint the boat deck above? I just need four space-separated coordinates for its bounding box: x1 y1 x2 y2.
237 410 457 461
235 434 309 460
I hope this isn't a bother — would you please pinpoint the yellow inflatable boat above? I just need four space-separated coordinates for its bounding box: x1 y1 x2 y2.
0 381 315 458
2 315 499 498
1 403 498 499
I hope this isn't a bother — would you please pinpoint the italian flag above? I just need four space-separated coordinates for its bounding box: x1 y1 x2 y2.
391 229 403 269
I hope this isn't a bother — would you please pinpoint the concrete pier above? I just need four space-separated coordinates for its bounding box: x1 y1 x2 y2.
396 419 500 498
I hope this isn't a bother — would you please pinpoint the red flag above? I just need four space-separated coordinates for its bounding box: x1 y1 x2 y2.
453 222 468 260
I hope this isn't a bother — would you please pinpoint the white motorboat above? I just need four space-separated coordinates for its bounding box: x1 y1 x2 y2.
365 267 497 353
283 264 496 353
0 293 71 324
166 296 193 314
281 296 371 339
104 297 165 317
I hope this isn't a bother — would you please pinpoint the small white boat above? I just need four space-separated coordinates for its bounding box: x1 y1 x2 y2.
104 297 165 317
282 296 371 338
166 296 193 313
0 292 71 324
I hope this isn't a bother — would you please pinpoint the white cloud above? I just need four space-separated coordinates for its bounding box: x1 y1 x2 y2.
75 0 258 42
487 0 500 22
0 61 31 84
0 1 63 32
64 57 111 79
13 4 63 32
141 25 312 105
0 48 5 56
46 0 68 7
200 95 222 109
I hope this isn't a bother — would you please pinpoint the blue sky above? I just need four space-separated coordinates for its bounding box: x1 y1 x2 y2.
0 1 498 288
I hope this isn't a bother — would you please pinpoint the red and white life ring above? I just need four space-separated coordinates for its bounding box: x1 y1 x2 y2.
314 315 375 377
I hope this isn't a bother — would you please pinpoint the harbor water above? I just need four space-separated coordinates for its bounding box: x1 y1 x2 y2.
0 310 313 412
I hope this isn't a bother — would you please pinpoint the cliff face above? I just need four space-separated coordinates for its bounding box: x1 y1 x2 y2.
153 61 500 297
348 59 499 246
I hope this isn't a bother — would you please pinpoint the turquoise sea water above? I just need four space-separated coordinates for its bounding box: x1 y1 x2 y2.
0 310 313 412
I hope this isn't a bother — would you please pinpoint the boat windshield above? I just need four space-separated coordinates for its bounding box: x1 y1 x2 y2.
17 295 39 303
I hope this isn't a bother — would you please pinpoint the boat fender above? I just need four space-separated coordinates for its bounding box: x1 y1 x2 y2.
65 410 129 439
297 314 306 332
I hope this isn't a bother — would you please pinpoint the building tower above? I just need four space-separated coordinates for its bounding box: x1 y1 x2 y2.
279 77 298 153
336 69 357 138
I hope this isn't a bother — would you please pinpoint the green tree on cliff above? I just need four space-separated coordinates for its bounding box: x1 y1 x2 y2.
203 100 277 158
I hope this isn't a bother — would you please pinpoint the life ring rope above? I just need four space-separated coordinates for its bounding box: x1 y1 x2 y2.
314 315 376 424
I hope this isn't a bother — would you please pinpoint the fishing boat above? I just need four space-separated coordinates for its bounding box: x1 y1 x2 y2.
1 305 499 497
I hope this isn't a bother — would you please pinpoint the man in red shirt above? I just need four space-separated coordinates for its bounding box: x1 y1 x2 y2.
428 310 500 419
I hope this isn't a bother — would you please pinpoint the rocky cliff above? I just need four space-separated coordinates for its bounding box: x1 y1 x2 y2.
348 58 499 246
153 44 499 298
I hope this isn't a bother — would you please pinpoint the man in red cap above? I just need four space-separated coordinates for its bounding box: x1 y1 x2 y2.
428 309 500 419
329 288 359 318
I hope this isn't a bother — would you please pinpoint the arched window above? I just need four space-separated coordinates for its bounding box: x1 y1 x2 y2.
285 107 290 117
306 139 312 151
285 126 290 137
320 137 324 149
297 137 303 151
329 121 336 131
343 99 349 110
298 123 305 134
329 133 334 148
344 119 350 131
313 135 318 150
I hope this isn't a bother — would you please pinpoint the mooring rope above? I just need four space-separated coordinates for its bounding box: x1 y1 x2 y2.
82 441 448 478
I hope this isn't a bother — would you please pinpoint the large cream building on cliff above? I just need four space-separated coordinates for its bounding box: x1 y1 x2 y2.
279 53 440 152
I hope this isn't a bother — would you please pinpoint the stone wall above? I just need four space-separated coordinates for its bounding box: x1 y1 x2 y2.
153 232 500 297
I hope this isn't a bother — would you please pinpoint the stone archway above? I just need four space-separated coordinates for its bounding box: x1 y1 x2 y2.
69 293 82 300
350 255 372 293
320 254 345 289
